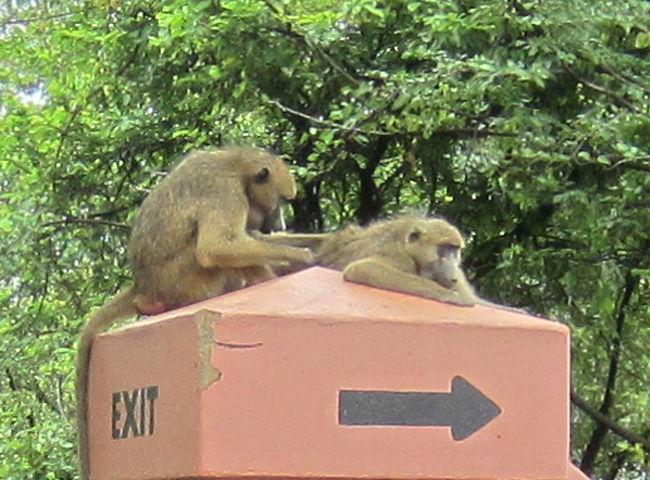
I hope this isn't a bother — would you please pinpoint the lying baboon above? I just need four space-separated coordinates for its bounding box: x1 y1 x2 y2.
319 216 478 305
77 147 313 480
261 216 483 306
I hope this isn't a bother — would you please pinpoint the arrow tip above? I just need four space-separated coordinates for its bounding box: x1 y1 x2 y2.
449 376 502 441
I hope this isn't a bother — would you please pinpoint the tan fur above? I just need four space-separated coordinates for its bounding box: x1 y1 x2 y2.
260 216 479 306
77 147 313 480
255 232 330 250
316 216 478 306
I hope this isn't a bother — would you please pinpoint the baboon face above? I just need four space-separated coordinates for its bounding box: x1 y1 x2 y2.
247 204 287 234
403 221 464 288
430 244 462 288
260 205 287 233
246 156 297 215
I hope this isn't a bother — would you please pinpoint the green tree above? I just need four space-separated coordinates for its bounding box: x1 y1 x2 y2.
1 0 649 478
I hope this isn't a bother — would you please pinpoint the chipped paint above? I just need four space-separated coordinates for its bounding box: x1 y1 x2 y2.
196 310 222 390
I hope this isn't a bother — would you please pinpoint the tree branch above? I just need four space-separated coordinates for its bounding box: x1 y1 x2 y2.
608 158 650 173
578 77 640 111
575 51 650 95
571 390 650 453
564 66 642 113
41 217 130 230
580 271 638 473
5 368 61 416
267 99 393 136
262 1 360 85
268 99 518 140
435 127 518 138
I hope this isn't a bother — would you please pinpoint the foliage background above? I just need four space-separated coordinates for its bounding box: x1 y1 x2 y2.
1 0 649 478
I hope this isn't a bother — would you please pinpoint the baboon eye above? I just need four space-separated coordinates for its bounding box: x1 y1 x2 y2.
253 167 270 183
407 229 421 242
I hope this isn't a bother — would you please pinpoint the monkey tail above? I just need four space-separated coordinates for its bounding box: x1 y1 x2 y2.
76 287 139 480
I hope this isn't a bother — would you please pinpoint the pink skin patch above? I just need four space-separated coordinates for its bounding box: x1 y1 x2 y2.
137 301 167 316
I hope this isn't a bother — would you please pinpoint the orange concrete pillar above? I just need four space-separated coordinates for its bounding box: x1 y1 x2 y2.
88 267 579 480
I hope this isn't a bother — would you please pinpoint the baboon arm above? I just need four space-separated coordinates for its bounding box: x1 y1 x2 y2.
195 212 313 269
197 236 313 268
343 257 476 307
452 269 482 304
451 270 526 313
256 232 331 250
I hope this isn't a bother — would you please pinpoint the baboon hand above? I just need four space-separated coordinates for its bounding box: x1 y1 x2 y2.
443 292 476 307
451 297 477 307
297 247 316 265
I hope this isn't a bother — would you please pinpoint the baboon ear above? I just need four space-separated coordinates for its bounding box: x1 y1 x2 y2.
407 228 422 243
253 167 270 184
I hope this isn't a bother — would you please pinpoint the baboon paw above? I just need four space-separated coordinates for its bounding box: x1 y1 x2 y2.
300 248 316 265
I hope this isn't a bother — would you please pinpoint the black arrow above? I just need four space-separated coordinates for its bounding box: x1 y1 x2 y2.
338 376 501 441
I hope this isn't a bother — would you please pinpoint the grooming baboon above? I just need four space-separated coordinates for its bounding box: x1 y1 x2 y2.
77 147 313 480
261 216 480 306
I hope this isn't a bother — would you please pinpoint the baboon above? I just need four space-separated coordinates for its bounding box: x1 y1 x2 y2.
77 147 313 480
318 216 478 305
261 216 481 306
